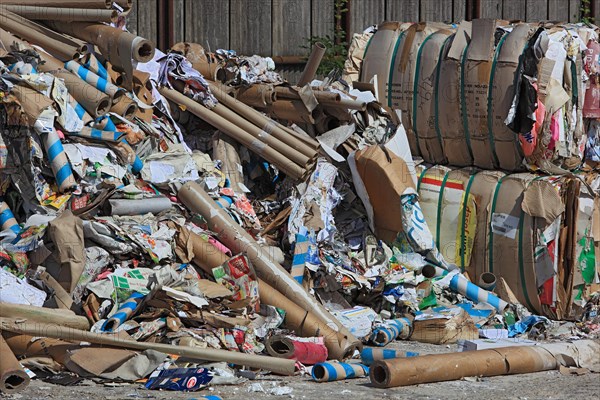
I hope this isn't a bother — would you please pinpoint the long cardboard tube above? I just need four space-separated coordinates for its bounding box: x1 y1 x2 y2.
38 52 111 117
209 83 318 159
0 10 80 61
159 86 305 179
312 362 367 382
0 0 112 8
64 60 124 104
0 5 118 23
267 100 316 124
275 86 341 103
0 303 90 330
107 197 172 216
110 94 138 119
178 225 360 360
322 97 368 111
0 318 296 376
236 85 276 108
0 336 30 394
369 345 560 388
178 182 358 343
45 21 155 64
298 42 326 86
212 103 310 167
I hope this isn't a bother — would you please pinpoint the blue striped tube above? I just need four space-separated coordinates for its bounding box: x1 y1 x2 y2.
291 234 308 283
82 53 108 80
189 397 223 400
360 348 419 366
0 200 20 234
102 291 146 332
449 273 508 311
67 127 125 143
370 317 412 346
68 95 94 126
93 117 143 173
94 116 118 132
42 128 77 192
311 362 368 382
64 60 122 99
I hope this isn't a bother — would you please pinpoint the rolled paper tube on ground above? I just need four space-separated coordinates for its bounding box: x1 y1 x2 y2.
39 128 77 192
211 103 310 167
82 53 109 80
265 335 328 365
0 302 90 330
178 181 357 341
107 197 172 216
0 336 30 394
311 362 368 382
38 53 111 117
0 201 20 234
0 10 80 61
1 5 118 23
478 272 497 291
291 234 308 284
449 273 508 311
208 83 318 159
64 61 124 104
0 318 296 376
369 345 561 388
360 348 419 366
370 317 412 346
421 264 447 279
101 291 145 332
298 42 326 86
110 95 138 119
67 127 125 143
160 87 305 180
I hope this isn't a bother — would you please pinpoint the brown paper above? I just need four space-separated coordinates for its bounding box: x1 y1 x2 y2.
48 210 85 293
522 180 565 223
0 336 30 394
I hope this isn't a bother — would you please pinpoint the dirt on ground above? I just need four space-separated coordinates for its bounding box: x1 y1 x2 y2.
5 341 600 400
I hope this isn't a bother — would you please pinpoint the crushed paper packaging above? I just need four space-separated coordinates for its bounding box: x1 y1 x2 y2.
412 307 478 344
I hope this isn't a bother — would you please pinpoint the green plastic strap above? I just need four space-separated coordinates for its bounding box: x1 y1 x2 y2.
412 33 436 155
359 35 374 82
435 171 451 251
416 166 429 192
487 176 505 274
460 42 473 160
487 33 509 169
459 172 477 272
517 208 537 312
387 31 407 108
434 35 454 156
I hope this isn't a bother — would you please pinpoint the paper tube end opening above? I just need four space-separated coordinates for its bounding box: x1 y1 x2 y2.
2 373 29 393
137 42 154 61
315 42 326 50
370 363 389 388
311 364 326 381
96 98 111 116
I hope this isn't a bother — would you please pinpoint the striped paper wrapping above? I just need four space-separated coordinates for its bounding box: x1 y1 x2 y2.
92 117 143 173
67 126 126 142
369 317 412 346
311 362 368 382
291 234 308 283
68 94 94 126
101 291 146 332
42 128 77 192
0 200 20 234
449 273 508 311
64 60 122 100
360 348 419 366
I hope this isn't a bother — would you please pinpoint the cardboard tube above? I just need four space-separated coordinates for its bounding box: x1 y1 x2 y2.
0 10 80 61
39 127 78 192
0 0 113 8
449 273 508 312
178 224 360 361
81 53 109 80
45 21 155 64
267 100 316 124
160 86 305 179
107 197 172 216
369 345 560 388
478 272 497 291
0 318 296 375
311 362 368 382
298 42 326 86
101 291 145 332
0 200 20 234
323 97 368 111
236 85 276 108
0 336 30 394
360 348 419 366
110 94 138 119
212 103 310 167
38 53 111 117
178 182 360 355
275 86 341 103
265 335 328 365
0 303 90 330
64 60 124 103
0 5 118 22
421 265 447 279
67 126 126 143
209 84 318 159
369 317 412 346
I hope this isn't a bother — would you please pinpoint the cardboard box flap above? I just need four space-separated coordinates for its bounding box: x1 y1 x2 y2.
448 20 472 60
468 19 497 61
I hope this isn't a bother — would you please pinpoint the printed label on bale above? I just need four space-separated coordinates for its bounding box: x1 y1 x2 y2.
491 213 519 240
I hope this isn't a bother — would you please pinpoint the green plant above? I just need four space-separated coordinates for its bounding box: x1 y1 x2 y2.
301 0 349 76
580 0 594 24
